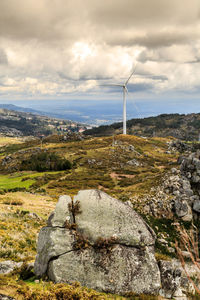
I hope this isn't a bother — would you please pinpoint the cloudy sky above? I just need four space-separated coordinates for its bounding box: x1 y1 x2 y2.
0 0 200 116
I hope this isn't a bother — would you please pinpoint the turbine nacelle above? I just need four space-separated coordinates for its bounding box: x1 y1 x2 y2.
123 85 128 94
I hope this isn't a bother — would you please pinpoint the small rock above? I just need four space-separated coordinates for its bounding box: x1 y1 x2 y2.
158 238 168 245
128 145 135 151
171 168 178 175
0 260 23 274
181 251 191 259
127 159 141 167
193 200 200 213
173 198 192 221
167 247 175 253
0 294 15 300
28 212 41 220
34 279 39 284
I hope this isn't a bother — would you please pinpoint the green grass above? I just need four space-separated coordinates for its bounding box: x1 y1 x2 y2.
0 171 65 191
0 174 35 190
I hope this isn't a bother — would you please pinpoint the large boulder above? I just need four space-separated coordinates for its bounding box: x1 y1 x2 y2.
34 189 161 295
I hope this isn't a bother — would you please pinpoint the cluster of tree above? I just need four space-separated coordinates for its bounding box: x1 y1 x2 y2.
20 152 72 172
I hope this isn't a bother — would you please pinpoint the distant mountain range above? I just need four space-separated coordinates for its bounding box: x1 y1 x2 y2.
0 106 85 137
84 113 200 141
0 104 49 116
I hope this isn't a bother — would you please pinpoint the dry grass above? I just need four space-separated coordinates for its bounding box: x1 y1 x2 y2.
175 224 200 295
0 136 23 146
2 198 23 206
0 192 56 263
0 192 56 216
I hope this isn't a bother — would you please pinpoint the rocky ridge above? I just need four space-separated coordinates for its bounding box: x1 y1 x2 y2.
133 144 200 224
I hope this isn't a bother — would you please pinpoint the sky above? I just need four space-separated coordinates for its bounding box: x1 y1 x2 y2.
0 0 200 120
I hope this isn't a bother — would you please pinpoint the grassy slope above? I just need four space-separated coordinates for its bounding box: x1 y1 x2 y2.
0 135 177 299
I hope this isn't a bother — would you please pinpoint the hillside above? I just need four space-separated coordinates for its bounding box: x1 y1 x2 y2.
0 108 87 138
0 134 200 298
84 113 200 141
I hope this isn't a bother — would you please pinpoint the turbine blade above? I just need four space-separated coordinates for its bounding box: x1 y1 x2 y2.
125 86 128 93
100 84 124 87
125 63 137 85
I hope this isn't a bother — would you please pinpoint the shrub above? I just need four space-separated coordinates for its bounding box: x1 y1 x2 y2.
20 152 72 172
17 263 35 280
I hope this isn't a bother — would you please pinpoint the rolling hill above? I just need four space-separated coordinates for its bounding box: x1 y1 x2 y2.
84 113 200 141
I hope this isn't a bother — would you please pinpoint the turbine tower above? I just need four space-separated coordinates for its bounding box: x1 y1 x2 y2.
104 68 136 135
121 70 135 134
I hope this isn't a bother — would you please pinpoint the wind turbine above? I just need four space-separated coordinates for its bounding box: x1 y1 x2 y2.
102 67 136 135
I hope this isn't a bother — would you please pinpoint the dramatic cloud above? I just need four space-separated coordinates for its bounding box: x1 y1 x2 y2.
0 0 200 100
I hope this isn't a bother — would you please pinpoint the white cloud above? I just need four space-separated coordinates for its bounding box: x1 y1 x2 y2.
0 0 199 100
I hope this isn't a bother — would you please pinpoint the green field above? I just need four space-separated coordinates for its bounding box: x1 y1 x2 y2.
0 174 35 190
0 170 66 191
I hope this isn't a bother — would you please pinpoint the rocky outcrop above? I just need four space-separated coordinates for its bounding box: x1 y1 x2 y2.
169 140 200 154
159 260 196 300
159 260 185 299
139 168 194 221
168 140 192 153
34 189 161 295
162 170 194 222
142 165 197 222
180 151 200 189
